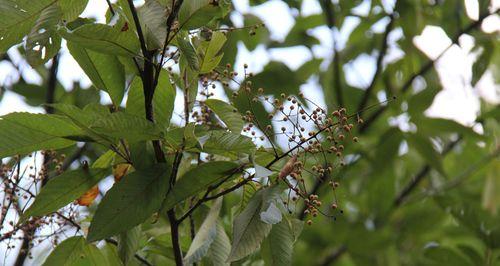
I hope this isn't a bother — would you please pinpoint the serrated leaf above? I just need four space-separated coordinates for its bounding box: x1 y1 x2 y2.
67 42 126 106
58 23 140 56
0 113 80 158
202 131 256 157
87 165 170 242
92 150 116 168
199 31 226 73
52 103 162 143
0 0 53 53
261 219 294 266
205 99 244 133
178 0 222 30
228 186 282 262
137 0 167 50
58 0 88 22
184 198 223 265
25 3 62 66
126 70 176 130
239 182 258 213
207 220 231 266
101 243 124 266
118 226 141 265
177 32 200 71
91 112 163 143
43 236 107 266
162 161 239 211
22 168 109 222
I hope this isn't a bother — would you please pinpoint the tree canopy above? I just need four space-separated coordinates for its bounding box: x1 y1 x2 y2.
0 0 499 265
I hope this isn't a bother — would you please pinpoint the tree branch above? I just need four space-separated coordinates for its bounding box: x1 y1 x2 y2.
320 0 343 107
357 14 395 112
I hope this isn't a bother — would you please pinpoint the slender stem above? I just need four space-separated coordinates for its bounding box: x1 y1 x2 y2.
320 0 343 107
105 0 115 16
153 0 184 88
126 1 183 264
357 14 394 112
393 137 461 206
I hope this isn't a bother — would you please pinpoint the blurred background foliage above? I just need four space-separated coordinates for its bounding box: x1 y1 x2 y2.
0 0 499 265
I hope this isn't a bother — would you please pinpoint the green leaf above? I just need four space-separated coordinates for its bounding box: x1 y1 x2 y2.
100 243 124 266
58 0 89 22
261 219 294 266
92 150 116 168
228 186 282 262
472 39 494 86
58 23 140 56
408 86 440 117
22 168 109 221
162 161 239 211
406 133 446 176
414 117 485 140
239 182 258 213
25 3 62 66
199 31 226 73
50 103 115 144
137 0 167 50
67 42 126 106
372 127 403 172
207 221 231 266
184 198 223 265
238 14 269 50
250 61 303 98
0 0 52 53
205 99 244 133
87 164 170 242
43 236 107 266
177 32 200 71
423 246 473 266
482 162 500 215
126 70 176 130
202 131 255 158
91 112 163 143
0 113 80 158
118 226 142 265
178 0 222 30
51 103 162 143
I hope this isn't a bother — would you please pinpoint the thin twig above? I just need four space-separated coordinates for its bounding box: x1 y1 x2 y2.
320 0 343 107
357 14 395 112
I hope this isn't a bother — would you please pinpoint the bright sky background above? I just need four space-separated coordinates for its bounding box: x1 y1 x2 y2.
0 0 499 264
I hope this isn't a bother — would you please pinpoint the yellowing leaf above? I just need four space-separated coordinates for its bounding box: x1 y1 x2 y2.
76 185 99 206
113 163 131 182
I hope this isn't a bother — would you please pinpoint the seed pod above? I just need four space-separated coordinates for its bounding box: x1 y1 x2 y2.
279 155 297 179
